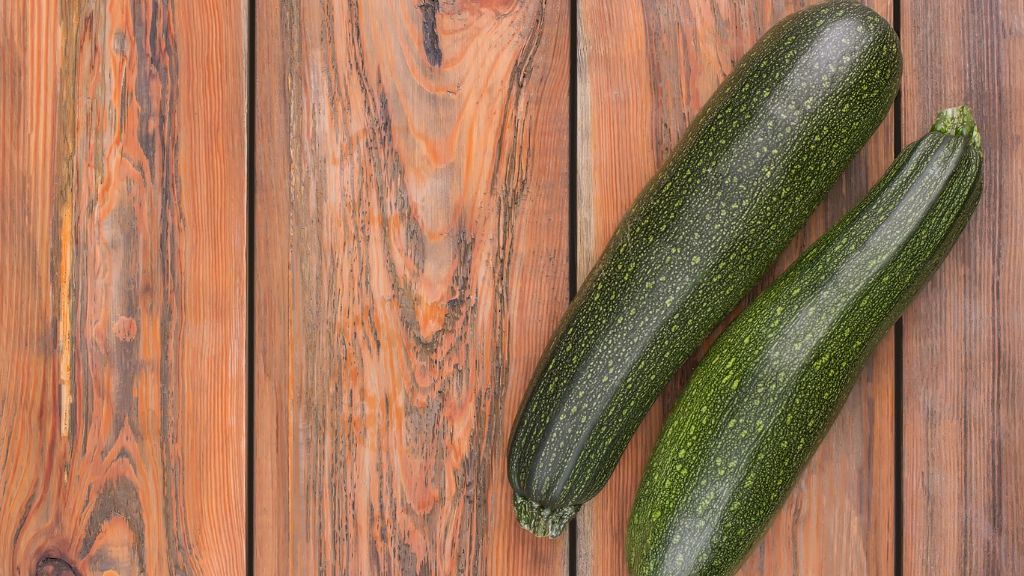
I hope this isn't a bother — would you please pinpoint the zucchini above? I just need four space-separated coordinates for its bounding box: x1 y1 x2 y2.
627 106 983 576
507 1 901 537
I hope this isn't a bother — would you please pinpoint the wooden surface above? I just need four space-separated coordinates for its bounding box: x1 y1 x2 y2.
2 0 1022 574
0 1 247 575
253 0 569 574
576 2 895 575
900 0 1024 574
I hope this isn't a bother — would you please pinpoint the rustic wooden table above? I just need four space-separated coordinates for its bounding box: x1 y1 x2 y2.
1 1 1020 574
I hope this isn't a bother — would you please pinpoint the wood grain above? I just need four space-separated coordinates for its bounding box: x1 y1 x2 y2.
901 0 1024 573
0 1 247 574
575 2 895 574
3 1 1020 573
253 0 569 573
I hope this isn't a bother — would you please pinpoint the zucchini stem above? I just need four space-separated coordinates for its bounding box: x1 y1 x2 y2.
512 495 577 538
932 105 982 152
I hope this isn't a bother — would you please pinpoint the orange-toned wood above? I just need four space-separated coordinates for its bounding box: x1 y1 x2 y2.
900 0 1024 573
0 1 247 574
253 1 569 573
575 2 895 574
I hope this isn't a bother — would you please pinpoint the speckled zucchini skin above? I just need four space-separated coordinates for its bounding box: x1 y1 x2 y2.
627 107 983 576
507 1 901 537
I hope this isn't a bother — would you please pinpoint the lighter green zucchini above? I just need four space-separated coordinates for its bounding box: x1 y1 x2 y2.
627 106 983 575
507 1 901 537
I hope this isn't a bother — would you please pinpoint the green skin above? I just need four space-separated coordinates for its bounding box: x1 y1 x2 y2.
627 107 983 576
507 1 901 537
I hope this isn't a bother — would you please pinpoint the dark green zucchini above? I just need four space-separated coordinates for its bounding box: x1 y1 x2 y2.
507 1 901 537
627 106 983 575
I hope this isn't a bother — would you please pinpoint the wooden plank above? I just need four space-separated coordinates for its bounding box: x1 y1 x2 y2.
0 1 247 574
253 1 569 573
901 0 1024 573
575 2 895 574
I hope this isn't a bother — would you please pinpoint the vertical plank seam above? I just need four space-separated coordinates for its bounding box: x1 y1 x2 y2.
568 0 579 575
893 1 904 574
246 0 257 573
567 9 580 308
895 320 904 576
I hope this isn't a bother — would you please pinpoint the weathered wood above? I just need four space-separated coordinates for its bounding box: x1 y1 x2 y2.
3 1 1019 572
901 1 1024 573
253 1 570 573
575 2 895 574
0 1 247 574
